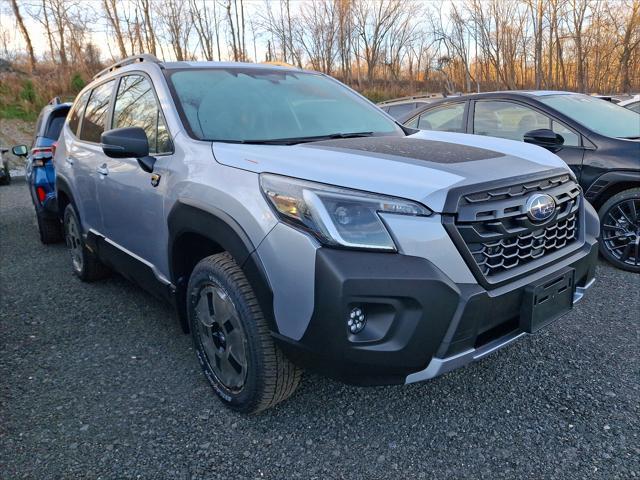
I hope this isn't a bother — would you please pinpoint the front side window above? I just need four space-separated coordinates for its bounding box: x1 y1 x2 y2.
113 75 172 154
539 94 640 139
474 101 549 141
67 90 91 136
167 68 403 142
80 80 115 143
415 103 465 132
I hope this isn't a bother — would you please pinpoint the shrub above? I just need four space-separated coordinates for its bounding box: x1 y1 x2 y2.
70 73 85 93
19 79 37 104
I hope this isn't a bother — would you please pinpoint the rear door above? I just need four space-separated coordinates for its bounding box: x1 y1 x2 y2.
96 73 173 272
72 79 116 233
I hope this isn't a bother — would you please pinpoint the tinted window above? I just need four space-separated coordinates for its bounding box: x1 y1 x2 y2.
627 102 640 114
474 101 549 141
44 109 70 140
416 103 465 132
80 80 115 143
168 69 402 142
113 75 172 154
386 103 418 118
67 90 91 136
551 120 580 147
539 94 640 138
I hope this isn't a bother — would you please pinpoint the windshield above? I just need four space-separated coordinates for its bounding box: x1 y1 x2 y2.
539 94 640 139
167 68 402 143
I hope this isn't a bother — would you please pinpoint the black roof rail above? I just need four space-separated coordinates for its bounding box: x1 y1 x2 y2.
93 54 163 80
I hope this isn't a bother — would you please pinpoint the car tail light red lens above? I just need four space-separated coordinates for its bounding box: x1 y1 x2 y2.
36 186 47 203
31 147 54 160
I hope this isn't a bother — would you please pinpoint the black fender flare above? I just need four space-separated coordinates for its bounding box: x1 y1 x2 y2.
54 175 74 218
584 170 640 205
167 200 276 333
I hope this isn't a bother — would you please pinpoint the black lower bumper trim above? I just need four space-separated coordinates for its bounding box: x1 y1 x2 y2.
274 240 598 386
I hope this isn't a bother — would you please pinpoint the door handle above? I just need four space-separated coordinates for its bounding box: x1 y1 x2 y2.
97 164 109 176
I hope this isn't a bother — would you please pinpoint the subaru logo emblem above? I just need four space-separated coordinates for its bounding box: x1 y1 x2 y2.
525 193 556 222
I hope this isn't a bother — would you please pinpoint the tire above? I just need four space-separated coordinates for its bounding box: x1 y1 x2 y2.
598 187 640 273
0 167 9 185
187 252 302 413
63 204 110 281
36 210 63 244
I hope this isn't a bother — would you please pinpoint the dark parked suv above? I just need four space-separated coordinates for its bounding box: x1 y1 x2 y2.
13 97 72 243
400 91 640 272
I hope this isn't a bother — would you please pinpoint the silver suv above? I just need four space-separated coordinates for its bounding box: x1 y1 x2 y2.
55 55 599 413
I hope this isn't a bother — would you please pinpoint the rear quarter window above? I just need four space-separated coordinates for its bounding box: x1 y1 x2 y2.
44 108 70 140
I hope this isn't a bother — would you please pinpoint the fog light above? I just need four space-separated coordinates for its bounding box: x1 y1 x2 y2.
347 307 366 334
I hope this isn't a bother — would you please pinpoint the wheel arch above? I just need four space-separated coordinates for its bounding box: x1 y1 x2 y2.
585 171 640 211
55 175 74 220
167 201 275 334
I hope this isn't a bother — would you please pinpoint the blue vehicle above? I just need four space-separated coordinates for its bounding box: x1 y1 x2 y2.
13 97 72 243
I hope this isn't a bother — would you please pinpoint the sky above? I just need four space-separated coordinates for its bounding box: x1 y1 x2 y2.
0 0 270 62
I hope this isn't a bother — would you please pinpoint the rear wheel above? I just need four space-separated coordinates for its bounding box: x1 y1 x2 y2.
187 252 302 413
63 204 110 281
36 210 63 244
598 188 640 273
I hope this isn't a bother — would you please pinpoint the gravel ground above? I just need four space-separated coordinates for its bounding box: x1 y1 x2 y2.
1 178 639 480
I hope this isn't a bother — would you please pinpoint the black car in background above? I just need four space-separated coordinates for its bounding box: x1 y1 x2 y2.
400 91 640 272
0 147 11 185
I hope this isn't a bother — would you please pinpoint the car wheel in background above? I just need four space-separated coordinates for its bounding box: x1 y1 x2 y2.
598 188 640 273
36 210 63 244
187 252 302 413
63 204 110 281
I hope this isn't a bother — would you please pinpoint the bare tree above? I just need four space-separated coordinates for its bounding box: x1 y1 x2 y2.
10 0 36 71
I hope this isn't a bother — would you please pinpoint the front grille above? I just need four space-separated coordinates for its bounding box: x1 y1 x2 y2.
452 174 581 280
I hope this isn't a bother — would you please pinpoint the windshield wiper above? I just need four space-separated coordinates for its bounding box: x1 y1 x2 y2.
221 132 375 145
619 136 640 140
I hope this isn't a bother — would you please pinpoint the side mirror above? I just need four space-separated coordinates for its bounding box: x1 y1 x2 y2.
523 129 564 151
12 145 28 157
101 127 156 173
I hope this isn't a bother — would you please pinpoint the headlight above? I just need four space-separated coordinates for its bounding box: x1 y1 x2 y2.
260 173 432 251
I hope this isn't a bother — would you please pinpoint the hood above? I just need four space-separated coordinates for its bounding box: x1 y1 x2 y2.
211 130 570 213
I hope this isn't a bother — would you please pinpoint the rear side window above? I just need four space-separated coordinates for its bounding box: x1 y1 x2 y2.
80 80 115 143
44 109 70 140
416 103 465 132
112 75 172 154
386 103 418 118
67 90 91 136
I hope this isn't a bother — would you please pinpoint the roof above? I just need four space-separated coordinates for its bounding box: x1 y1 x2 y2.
161 61 304 72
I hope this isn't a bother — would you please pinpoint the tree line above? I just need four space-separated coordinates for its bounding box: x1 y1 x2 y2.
4 0 640 97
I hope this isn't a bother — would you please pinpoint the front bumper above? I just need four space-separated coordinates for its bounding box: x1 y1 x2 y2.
275 239 598 386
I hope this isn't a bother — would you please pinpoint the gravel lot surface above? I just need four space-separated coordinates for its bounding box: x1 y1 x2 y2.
1 179 639 480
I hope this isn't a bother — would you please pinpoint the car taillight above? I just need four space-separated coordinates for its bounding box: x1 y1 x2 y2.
31 147 54 166
51 142 57 158
36 186 47 203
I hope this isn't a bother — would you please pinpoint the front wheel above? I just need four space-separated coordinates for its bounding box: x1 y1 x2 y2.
187 253 302 413
598 188 640 273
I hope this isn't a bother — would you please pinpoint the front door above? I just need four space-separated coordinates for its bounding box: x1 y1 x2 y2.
96 73 174 278
471 100 585 179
